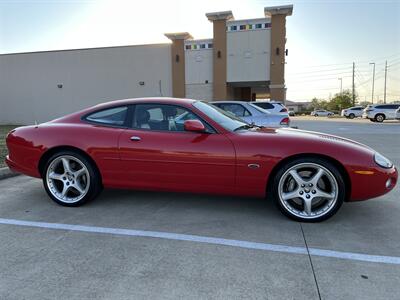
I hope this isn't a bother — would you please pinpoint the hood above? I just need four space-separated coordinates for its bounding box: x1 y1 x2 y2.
249 127 374 152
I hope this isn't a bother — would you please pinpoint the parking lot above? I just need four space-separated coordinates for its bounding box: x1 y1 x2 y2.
0 118 399 300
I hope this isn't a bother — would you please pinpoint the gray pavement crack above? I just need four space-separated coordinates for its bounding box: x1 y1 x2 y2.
300 222 322 300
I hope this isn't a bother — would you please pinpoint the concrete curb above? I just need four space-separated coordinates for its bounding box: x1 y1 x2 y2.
0 167 20 180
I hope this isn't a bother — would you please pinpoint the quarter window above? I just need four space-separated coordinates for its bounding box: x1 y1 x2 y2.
85 106 128 126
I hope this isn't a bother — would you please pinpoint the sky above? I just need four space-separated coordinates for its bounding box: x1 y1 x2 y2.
0 0 399 102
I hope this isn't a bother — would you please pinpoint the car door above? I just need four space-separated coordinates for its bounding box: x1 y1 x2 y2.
118 103 236 193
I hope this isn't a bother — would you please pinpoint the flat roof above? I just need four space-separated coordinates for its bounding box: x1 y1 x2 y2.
0 42 170 56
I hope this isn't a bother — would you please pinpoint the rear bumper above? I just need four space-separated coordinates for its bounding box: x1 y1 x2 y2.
5 155 41 178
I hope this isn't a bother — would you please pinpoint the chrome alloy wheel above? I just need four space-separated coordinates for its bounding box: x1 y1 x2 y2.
278 163 339 219
46 155 90 204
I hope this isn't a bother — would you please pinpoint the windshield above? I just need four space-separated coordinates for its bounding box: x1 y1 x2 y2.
192 101 248 132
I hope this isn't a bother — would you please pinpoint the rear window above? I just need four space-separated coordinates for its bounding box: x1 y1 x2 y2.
85 106 128 126
254 102 274 110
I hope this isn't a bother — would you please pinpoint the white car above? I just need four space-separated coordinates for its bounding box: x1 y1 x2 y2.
210 101 290 127
362 103 400 122
252 101 289 115
311 110 334 117
341 106 364 119
396 107 400 120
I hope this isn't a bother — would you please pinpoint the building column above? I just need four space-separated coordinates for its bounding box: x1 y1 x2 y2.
265 5 293 103
206 11 233 101
165 32 193 98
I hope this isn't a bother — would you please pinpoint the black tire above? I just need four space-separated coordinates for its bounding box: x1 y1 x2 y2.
272 157 345 222
374 114 385 123
348 113 355 119
42 150 102 207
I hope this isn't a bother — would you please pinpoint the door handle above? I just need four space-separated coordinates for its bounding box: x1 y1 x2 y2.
130 136 141 141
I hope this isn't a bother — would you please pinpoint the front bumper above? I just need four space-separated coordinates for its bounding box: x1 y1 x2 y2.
362 113 371 119
348 165 398 201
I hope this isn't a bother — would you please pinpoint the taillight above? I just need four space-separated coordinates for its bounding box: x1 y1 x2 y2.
280 108 288 112
280 117 290 125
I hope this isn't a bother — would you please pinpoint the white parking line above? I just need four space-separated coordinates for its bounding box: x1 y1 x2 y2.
1 217 399 265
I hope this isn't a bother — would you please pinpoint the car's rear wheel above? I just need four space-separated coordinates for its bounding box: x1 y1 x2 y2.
375 114 385 123
272 157 345 222
43 151 101 206
348 113 355 119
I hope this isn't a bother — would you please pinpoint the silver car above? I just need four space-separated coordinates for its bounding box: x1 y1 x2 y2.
362 103 400 122
396 107 400 120
252 101 290 116
341 106 364 119
311 109 334 117
210 101 290 127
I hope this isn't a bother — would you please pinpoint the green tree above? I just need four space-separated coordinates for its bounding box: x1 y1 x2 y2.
310 97 328 110
328 90 354 111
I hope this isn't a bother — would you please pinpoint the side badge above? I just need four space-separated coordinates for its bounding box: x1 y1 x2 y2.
248 164 260 169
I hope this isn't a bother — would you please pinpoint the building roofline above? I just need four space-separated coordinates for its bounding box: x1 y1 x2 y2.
164 32 193 40
0 42 170 56
206 11 234 21
264 5 293 16
227 17 270 24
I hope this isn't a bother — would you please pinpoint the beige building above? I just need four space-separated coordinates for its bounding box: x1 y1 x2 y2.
0 5 293 125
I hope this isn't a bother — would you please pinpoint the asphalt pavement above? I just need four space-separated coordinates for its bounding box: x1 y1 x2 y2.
0 118 399 300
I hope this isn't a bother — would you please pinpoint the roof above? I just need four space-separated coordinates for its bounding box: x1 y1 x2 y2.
0 43 170 56
94 97 197 109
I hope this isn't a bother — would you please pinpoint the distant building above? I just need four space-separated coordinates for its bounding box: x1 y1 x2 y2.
0 5 293 124
285 100 312 112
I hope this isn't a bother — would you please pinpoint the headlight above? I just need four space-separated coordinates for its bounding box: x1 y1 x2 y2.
374 152 393 168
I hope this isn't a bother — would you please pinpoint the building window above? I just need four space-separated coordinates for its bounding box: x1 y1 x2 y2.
265 23 271 28
256 23 262 29
230 25 237 31
200 44 206 49
247 24 253 30
207 43 213 49
239 25 246 30
185 45 191 50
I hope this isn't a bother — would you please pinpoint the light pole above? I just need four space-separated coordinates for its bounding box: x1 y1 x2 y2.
338 78 342 95
370 62 375 104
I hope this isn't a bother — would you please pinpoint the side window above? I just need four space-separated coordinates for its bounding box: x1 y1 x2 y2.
220 104 250 117
85 106 128 126
132 104 212 132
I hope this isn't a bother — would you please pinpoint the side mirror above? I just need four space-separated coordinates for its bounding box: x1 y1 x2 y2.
184 120 206 132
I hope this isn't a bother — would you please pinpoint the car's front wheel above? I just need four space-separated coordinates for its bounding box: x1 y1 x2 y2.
375 114 385 123
348 113 355 119
43 151 102 206
272 157 345 222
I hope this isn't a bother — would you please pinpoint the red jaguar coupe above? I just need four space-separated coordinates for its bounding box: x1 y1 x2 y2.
5 98 398 222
